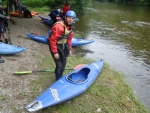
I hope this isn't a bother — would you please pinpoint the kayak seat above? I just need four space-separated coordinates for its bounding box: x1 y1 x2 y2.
67 68 90 84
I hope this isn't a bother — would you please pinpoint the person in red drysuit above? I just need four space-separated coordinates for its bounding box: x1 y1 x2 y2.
48 10 76 81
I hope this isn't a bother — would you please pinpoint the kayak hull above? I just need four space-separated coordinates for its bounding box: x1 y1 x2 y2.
0 42 26 55
71 38 95 46
25 60 104 112
26 33 95 47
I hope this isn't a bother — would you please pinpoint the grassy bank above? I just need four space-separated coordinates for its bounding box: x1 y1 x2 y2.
29 49 149 113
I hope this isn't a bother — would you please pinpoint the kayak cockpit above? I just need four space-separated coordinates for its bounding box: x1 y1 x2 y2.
66 68 90 84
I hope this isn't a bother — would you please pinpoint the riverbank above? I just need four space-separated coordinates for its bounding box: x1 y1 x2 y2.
0 14 148 113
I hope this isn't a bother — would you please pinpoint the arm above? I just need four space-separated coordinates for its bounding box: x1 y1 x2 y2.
0 14 10 20
0 14 6 19
49 24 64 54
67 31 73 57
67 31 73 50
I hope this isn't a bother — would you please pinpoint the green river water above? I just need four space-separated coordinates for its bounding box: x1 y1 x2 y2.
74 1 150 110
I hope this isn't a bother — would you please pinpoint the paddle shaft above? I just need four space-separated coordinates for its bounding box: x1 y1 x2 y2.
13 68 74 75
31 68 73 73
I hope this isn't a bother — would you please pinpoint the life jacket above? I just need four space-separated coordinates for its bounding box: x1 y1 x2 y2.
48 21 72 44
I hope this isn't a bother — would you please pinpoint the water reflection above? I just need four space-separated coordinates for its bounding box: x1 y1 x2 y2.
74 1 150 110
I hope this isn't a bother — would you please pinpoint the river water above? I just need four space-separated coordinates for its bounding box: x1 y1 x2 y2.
74 1 150 111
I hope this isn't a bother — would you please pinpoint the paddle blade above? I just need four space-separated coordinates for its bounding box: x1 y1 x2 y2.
74 64 87 70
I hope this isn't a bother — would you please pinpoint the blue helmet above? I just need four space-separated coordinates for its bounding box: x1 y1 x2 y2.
65 10 76 18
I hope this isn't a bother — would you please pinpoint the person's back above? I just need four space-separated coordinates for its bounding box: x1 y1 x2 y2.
21 7 32 18
49 9 60 17
49 9 63 25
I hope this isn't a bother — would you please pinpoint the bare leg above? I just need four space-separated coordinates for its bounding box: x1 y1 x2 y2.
1 33 8 44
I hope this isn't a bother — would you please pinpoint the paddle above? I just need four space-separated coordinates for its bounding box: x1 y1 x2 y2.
13 64 87 75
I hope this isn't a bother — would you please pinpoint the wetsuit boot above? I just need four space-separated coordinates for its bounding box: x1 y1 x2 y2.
5 39 8 44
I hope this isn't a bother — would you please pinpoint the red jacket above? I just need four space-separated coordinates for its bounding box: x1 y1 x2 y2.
62 6 71 15
48 21 73 54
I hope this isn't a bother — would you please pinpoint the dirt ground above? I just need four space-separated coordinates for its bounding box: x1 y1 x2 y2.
0 13 52 113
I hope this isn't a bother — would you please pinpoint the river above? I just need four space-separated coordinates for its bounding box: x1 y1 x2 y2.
74 1 150 111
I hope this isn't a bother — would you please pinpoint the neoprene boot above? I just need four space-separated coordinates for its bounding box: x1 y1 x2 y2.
5 39 8 44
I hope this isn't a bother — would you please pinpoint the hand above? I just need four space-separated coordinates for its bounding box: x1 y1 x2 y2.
54 53 59 59
69 50 72 57
6 16 10 20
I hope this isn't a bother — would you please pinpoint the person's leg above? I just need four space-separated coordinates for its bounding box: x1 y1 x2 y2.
60 44 70 77
60 58 66 77
2 33 8 44
0 26 3 42
0 35 2 42
28 12 32 18
54 59 63 80
14 2 18 11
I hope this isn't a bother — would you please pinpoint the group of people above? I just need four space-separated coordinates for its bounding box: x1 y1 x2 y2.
0 1 76 82
9 0 32 18
48 3 77 81
0 0 32 43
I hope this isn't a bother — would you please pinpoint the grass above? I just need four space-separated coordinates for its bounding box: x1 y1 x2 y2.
29 49 149 113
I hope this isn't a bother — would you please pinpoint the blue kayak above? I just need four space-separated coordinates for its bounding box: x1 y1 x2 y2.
26 33 95 47
25 59 104 112
0 42 26 55
43 19 53 26
38 15 50 21
39 15 60 26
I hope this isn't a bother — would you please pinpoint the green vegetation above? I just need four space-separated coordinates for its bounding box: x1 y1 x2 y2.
1 95 7 101
21 0 92 14
1 0 92 14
